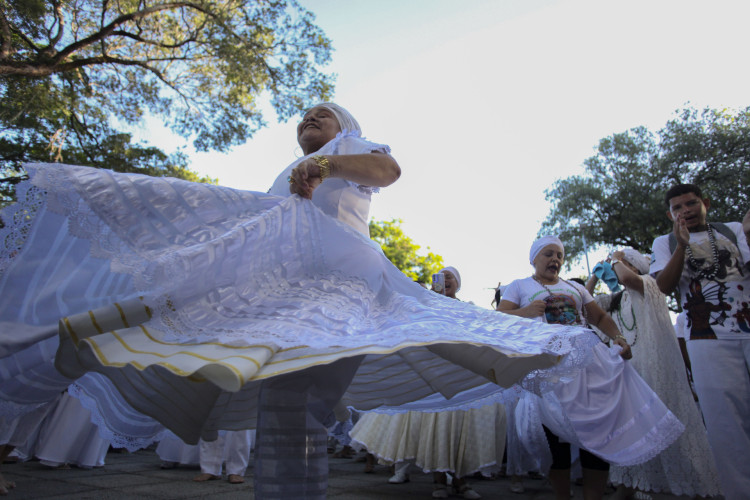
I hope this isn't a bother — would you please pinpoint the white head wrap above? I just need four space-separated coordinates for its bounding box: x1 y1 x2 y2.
316 103 361 136
529 236 564 265
439 266 461 291
621 248 650 275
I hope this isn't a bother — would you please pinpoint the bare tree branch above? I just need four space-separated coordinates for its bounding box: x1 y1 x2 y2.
52 2 213 63
8 23 43 55
48 0 65 51
110 29 199 49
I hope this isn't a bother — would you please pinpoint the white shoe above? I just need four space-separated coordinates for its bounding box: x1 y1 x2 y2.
388 470 409 484
455 484 481 499
432 485 449 498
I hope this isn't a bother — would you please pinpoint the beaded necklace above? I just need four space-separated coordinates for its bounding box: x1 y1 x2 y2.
685 223 721 280
615 294 638 346
531 275 557 295
532 275 582 297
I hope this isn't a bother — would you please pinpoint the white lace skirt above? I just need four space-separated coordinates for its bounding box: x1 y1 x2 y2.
350 403 507 477
0 164 680 457
605 281 721 496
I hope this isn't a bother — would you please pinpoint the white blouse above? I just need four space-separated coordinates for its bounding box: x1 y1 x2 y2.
268 132 390 236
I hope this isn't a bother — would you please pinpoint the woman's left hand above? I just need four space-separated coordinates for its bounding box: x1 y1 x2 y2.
289 158 323 199
613 337 632 359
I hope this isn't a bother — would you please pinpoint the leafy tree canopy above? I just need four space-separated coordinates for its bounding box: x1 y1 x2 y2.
541 106 750 265
369 219 445 283
0 0 335 204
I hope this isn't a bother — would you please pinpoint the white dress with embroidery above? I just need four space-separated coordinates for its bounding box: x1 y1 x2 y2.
0 133 680 464
595 276 721 497
504 277 685 470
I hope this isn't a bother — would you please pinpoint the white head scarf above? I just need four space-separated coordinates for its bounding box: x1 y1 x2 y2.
316 103 361 136
529 236 564 265
621 248 650 275
439 266 461 291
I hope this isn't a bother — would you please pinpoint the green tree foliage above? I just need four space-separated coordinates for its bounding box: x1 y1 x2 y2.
541 106 750 265
0 0 335 205
369 219 445 283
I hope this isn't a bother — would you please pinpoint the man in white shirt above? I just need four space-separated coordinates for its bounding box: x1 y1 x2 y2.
650 183 750 500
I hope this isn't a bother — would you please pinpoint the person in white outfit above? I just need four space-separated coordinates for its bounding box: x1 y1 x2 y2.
586 248 721 498
350 268 489 500
192 430 254 484
499 236 633 500
15 390 110 469
650 183 750 500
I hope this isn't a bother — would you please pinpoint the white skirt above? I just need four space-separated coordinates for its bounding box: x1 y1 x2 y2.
155 432 200 466
513 342 685 468
0 164 681 460
22 392 110 468
350 403 507 477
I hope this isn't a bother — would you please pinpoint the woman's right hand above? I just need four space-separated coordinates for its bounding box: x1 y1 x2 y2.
520 300 547 318
288 158 323 199
613 337 633 360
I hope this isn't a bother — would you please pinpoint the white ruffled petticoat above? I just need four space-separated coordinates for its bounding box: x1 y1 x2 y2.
0 133 682 475
350 402 507 478
512 341 684 469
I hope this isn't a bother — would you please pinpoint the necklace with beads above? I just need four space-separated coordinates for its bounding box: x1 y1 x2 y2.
615 295 638 346
685 223 720 280
532 275 557 295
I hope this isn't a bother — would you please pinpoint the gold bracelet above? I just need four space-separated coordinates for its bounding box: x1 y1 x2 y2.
614 334 627 343
313 155 331 180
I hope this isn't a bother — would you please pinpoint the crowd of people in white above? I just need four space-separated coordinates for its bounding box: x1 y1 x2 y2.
1 103 748 500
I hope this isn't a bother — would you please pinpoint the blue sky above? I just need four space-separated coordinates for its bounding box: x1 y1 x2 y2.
136 0 750 307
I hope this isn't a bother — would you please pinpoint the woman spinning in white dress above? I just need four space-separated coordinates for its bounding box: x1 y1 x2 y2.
1 106 683 499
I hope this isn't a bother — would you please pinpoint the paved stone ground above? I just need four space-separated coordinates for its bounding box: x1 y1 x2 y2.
1 449 686 499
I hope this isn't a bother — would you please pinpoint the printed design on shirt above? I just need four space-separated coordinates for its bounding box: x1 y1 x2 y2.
528 285 583 304
734 284 750 334
685 280 727 340
684 236 749 339
685 246 741 281
543 294 582 326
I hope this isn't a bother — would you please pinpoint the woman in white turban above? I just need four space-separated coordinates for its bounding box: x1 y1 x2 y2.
0 107 682 500
438 266 461 298
498 237 670 500
585 249 721 499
